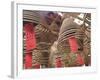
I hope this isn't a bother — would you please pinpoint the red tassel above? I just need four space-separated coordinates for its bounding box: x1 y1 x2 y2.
68 37 78 53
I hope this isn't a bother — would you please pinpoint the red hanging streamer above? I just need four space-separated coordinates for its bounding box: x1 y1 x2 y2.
24 23 37 69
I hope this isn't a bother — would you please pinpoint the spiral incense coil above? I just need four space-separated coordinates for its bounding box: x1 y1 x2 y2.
35 25 50 36
23 10 40 24
32 24 59 68
83 25 91 66
57 18 84 53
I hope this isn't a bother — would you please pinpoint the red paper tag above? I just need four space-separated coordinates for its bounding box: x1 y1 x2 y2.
24 53 32 69
24 23 36 50
33 63 40 69
68 37 78 53
55 57 62 67
76 54 84 65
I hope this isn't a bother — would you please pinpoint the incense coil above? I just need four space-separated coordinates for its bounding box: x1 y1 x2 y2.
57 18 84 53
32 49 49 67
49 41 65 67
32 23 59 67
23 10 40 24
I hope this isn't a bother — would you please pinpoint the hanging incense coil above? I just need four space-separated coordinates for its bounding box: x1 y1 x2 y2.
83 25 91 66
57 18 84 54
23 10 40 24
56 15 91 66
32 49 50 67
79 13 91 66
32 23 60 68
